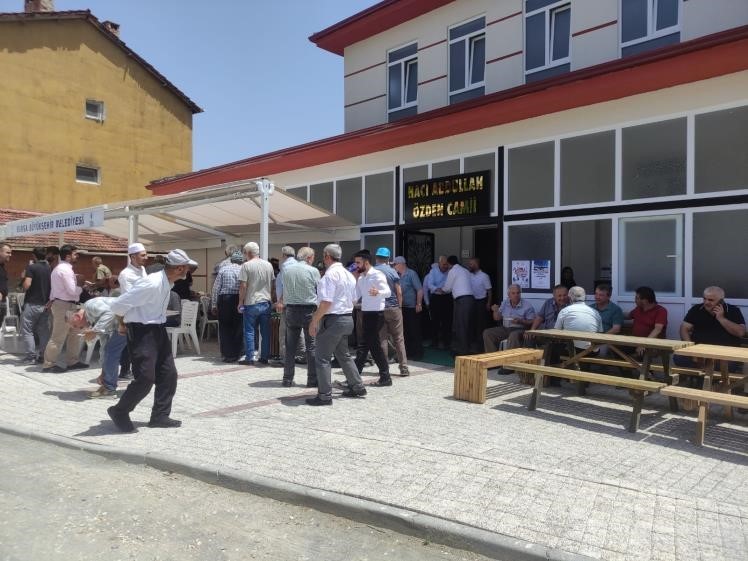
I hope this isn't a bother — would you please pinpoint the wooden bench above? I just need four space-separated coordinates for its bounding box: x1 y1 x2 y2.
560 356 703 379
453 348 543 404
660 386 748 445
508 362 666 433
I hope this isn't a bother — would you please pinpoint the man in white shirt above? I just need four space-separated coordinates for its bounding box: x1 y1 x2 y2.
555 286 603 351
105 249 197 433
43 244 86 372
468 257 492 352
353 250 391 386
437 255 475 356
306 244 366 405
116 242 148 380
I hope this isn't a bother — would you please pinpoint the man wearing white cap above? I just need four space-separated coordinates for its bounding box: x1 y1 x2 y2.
106 249 197 432
116 242 148 380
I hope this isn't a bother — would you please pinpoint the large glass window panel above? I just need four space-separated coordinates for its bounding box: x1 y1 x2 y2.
335 177 362 225
362 233 395 255
656 0 678 30
469 35 485 84
309 181 333 212
622 118 686 200
403 165 428 184
551 6 570 61
525 13 546 70
364 172 394 224
388 64 401 110
286 186 307 201
432 159 460 178
695 105 748 193
507 222 555 293
693 209 748 299
619 215 682 295
405 60 418 103
464 152 496 212
449 41 466 92
508 142 554 210
561 220 612 292
340 241 362 265
621 0 648 43
560 131 615 205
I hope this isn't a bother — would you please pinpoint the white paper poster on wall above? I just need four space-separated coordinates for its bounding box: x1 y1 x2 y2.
531 259 551 289
511 260 530 288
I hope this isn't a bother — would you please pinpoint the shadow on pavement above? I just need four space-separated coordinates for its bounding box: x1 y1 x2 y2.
247 379 285 388
74 420 148 437
43 390 93 402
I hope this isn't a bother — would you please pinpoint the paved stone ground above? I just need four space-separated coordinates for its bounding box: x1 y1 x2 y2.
1 344 747 561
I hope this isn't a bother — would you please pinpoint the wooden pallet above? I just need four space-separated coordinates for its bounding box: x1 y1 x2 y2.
453 348 543 404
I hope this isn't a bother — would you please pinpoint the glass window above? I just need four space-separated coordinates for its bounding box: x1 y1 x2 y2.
621 0 648 43
525 3 570 72
560 131 615 205
75 165 100 184
85 99 105 121
448 17 485 94
402 165 428 184
340 241 362 265
508 142 554 210
695 105 748 194
432 159 460 178
693 209 748 299
622 117 686 200
309 181 333 212
362 233 395 255
619 215 682 296
387 43 418 112
656 0 678 30
286 186 307 201
621 0 679 45
507 222 555 293
561 220 612 292
364 172 394 224
335 177 362 224
464 152 496 212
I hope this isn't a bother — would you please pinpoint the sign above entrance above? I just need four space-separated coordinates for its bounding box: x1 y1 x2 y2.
403 170 491 224
2 207 104 237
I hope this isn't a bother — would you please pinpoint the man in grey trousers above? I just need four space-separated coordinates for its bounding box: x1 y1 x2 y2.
306 244 367 405
19 246 52 363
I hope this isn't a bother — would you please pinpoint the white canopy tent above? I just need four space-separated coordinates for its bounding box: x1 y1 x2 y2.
1 179 359 257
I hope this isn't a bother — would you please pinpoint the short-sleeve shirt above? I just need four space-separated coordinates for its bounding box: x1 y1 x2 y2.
95 264 112 281
630 304 667 338
498 298 536 324
683 303 745 347
239 258 275 305
555 303 603 349
374 264 400 308
591 301 624 333
317 262 356 314
399 268 422 308
23 261 51 305
537 298 564 329
470 270 492 300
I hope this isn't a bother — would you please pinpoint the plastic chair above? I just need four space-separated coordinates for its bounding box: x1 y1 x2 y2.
1 293 23 334
199 295 218 341
166 300 200 356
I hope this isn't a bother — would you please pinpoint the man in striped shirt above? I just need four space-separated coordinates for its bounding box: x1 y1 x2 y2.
211 251 244 362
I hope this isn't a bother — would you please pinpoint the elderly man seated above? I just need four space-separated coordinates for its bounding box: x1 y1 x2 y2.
482 284 536 353
68 297 128 399
554 286 602 353
675 286 746 383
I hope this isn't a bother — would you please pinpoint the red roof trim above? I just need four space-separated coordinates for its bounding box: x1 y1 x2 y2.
0 10 202 114
151 26 748 196
310 0 456 56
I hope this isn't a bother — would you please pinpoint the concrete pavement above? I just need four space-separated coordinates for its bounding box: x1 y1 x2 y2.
1 345 747 561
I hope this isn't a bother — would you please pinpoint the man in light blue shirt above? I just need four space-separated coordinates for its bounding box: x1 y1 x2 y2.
483 284 536 353
394 256 424 360
422 256 452 349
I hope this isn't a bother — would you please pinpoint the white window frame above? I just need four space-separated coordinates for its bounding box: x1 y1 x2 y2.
448 18 486 96
75 164 100 185
620 0 681 49
387 43 418 113
525 1 571 76
85 99 105 122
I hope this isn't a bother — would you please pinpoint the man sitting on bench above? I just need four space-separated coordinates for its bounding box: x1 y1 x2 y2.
554 286 602 359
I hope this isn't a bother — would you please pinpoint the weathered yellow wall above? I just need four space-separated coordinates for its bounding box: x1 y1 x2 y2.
0 20 193 212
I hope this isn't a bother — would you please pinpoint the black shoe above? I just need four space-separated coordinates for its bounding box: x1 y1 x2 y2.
148 417 182 428
372 377 393 387
42 365 66 373
257 358 269 366
118 371 134 380
68 362 89 370
21 354 36 364
341 387 368 398
107 406 136 433
305 396 332 406
282 379 293 387
238 359 255 366
306 380 318 388
222 357 238 363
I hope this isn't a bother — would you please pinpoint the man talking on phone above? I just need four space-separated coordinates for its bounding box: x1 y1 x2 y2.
675 286 746 374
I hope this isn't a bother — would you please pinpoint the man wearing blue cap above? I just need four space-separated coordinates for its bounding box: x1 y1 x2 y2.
374 247 409 376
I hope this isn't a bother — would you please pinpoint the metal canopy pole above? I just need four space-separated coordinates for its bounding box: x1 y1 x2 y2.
257 179 274 260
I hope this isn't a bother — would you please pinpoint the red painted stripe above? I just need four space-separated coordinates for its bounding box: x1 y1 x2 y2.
418 38 446 51
573 20 618 37
486 50 523 65
344 93 386 108
418 74 447 86
344 60 386 78
487 10 522 27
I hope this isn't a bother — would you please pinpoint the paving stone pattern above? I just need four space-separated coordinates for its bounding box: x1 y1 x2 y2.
1 348 747 561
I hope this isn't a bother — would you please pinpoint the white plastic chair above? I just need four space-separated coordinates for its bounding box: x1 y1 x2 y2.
167 300 200 356
199 295 218 341
1 293 23 334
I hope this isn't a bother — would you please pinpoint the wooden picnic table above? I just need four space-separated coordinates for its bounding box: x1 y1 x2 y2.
674 344 748 418
528 329 693 380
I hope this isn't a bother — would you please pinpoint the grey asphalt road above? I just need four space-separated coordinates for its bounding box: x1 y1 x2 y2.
0 433 495 561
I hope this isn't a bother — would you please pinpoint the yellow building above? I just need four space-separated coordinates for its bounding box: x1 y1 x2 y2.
0 5 201 212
